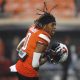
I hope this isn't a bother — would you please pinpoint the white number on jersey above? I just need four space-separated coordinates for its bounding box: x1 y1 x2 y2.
22 32 31 50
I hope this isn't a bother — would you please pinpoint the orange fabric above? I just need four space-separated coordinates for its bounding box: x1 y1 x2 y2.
0 0 2 5
16 25 51 77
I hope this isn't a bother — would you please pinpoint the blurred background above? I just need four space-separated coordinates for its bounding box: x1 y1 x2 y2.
0 0 80 80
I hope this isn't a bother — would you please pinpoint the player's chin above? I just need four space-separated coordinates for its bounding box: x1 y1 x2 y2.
51 32 55 36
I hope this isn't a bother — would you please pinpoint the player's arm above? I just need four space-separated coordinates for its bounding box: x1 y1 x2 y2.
39 54 47 66
32 42 47 68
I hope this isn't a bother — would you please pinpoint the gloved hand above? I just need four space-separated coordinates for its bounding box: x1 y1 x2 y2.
45 49 62 63
45 42 68 63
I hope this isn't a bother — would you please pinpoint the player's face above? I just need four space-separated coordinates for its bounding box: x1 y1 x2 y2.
47 22 56 36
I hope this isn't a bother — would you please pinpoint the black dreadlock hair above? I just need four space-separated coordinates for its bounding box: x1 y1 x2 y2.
35 2 56 28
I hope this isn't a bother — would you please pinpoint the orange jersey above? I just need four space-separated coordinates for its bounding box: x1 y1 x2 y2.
16 24 51 77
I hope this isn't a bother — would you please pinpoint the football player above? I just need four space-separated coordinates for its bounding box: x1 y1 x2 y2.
9 11 57 80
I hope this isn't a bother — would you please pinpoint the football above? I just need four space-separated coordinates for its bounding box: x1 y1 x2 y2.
58 43 68 63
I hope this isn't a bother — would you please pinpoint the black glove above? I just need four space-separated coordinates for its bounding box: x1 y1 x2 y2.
45 49 62 63
46 42 68 63
45 42 62 63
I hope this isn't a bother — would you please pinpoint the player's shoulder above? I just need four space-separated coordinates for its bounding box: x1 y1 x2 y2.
29 24 39 33
28 24 51 43
38 30 51 44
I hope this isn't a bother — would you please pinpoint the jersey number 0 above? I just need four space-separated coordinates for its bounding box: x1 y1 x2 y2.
22 32 31 50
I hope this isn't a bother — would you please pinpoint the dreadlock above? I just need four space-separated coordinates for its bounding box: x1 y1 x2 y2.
35 2 56 28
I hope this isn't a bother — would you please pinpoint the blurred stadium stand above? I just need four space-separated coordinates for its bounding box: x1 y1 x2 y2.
4 0 75 18
0 0 77 19
0 0 80 80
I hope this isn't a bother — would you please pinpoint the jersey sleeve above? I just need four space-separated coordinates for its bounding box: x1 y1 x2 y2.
38 33 50 46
